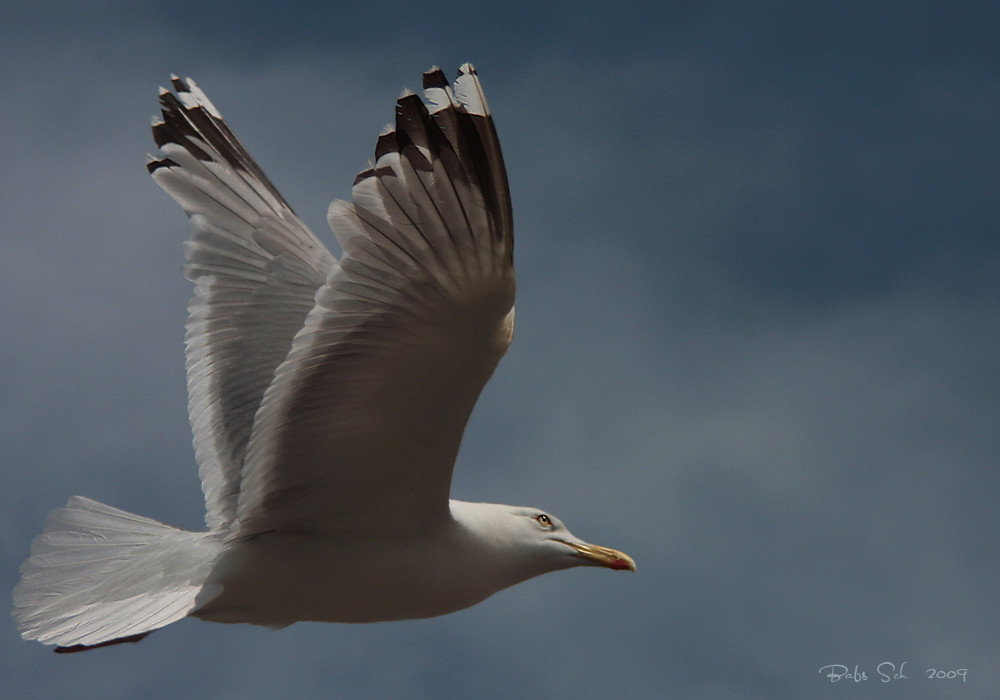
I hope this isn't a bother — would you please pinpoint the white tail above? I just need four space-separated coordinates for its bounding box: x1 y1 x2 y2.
12 496 223 650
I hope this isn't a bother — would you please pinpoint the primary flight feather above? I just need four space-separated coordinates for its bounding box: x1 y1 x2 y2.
12 64 635 652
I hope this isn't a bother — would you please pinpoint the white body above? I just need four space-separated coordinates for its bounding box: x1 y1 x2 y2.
197 502 575 627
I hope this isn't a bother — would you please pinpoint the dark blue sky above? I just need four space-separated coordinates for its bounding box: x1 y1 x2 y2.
3 1 998 697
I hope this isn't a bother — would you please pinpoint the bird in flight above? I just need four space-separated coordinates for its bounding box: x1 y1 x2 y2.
13 64 635 653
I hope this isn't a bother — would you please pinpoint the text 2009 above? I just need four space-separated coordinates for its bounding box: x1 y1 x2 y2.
926 667 967 682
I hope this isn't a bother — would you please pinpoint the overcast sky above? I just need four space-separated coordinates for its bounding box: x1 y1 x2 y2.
2 1 998 698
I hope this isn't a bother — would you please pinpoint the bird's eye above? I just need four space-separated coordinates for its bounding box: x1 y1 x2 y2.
535 514 552 528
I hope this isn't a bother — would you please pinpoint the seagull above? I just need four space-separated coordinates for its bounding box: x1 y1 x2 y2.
12 64 635 653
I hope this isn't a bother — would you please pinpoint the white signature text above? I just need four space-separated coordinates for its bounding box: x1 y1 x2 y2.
819 662 968 684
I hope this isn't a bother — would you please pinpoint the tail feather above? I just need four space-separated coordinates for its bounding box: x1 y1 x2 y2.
12 496 223 649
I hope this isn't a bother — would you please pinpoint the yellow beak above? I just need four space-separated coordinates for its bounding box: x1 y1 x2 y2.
560 541 636 571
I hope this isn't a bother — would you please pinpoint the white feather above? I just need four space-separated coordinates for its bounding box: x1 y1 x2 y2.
12 497 223 647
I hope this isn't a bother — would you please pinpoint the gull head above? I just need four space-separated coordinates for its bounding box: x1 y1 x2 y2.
449 501 636 590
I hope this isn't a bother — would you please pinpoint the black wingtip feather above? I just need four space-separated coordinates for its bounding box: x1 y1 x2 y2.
374 131 398 161
422 67 449 89
151 75 295 213
54 631 153 654
146 157 178 174
355 64 512 253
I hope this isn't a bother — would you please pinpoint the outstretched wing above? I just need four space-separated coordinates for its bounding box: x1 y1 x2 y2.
148 77 335 531
235 64 515 538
